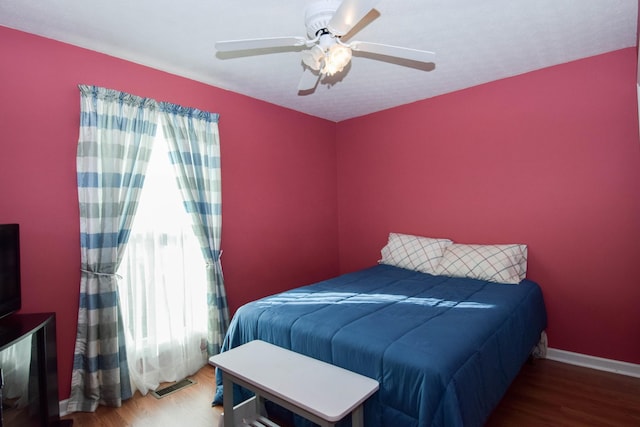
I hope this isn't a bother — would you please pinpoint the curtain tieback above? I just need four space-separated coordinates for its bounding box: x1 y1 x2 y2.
81 269 122 279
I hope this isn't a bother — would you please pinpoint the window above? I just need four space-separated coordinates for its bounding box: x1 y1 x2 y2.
117 124 208 395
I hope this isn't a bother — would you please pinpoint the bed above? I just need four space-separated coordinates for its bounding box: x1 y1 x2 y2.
212 235 547 427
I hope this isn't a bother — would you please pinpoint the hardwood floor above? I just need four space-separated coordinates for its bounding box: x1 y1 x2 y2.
61 367 224 427
62 359 640 426
486 359 640 427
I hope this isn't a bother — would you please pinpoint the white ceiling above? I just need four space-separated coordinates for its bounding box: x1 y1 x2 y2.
0 0 637 122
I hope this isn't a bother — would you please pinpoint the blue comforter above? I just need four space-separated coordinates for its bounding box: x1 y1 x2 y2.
213 265 547 427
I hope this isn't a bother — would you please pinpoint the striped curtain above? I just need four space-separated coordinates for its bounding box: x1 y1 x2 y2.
159 104 230 355
68 85 158 412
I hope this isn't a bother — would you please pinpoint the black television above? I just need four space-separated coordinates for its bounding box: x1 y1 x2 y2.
0 224 21 319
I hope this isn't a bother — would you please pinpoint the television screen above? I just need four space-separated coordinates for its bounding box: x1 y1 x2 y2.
0 224 21 319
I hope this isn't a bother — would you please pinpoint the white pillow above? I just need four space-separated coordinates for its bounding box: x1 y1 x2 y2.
436 243 528 284
379 233 453 275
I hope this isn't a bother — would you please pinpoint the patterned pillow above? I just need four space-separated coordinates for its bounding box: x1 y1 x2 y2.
379 233 453 275
436 243 528 284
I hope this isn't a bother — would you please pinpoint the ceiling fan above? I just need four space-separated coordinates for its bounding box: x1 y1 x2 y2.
214 0 435 92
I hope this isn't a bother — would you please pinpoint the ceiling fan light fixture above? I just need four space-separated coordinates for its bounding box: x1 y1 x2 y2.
322 42 352 76
302 45 325 70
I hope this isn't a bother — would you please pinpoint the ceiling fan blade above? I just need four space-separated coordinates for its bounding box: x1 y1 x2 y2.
350 41 435 63
215 36 307 52
298 68 321 92
328 0 381 36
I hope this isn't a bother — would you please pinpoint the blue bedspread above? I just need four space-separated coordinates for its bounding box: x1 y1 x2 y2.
213 265 547 427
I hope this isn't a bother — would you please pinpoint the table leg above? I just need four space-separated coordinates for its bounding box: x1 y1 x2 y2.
222 373 234 427
351 404 363 427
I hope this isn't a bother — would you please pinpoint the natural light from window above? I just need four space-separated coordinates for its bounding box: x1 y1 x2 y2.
117 124 209 394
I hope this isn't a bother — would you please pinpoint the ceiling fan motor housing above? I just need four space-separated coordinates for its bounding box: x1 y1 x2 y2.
305 0 341 37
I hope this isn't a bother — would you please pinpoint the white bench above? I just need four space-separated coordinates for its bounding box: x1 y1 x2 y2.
209 340 379 427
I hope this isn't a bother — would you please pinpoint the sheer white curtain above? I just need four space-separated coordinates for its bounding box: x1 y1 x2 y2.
117 126 209 395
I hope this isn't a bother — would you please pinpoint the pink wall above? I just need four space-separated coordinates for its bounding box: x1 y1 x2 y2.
2 23 639 404
336 48 640 365
0 26 339 400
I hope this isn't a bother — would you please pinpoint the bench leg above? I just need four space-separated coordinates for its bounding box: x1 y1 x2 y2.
352 404 364 427
222 374 234 427
255 393 266 417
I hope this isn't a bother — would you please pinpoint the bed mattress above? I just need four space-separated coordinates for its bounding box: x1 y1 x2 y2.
213 264 547 427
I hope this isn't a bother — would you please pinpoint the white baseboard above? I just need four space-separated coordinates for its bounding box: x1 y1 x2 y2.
546 347 640 378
